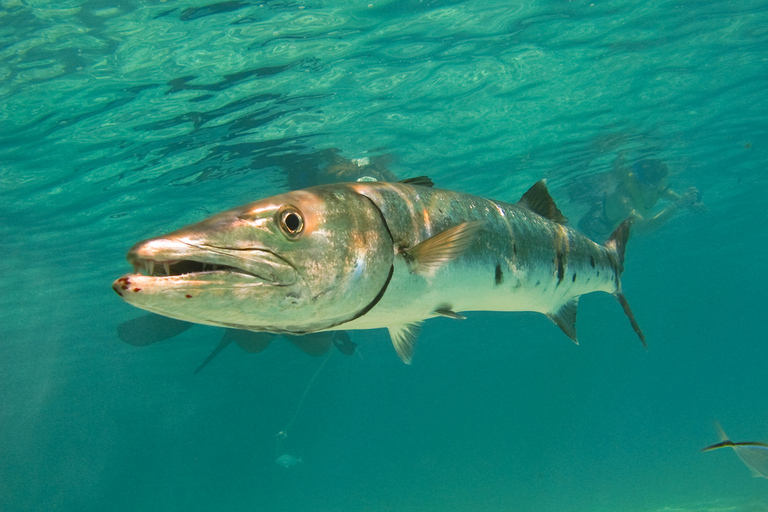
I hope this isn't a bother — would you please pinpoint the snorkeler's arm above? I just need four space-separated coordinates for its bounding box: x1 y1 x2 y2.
635 187 705 234
633 204 680 235
663 187 706 212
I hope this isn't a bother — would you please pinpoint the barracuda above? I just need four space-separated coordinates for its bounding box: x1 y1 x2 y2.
113 178 645 363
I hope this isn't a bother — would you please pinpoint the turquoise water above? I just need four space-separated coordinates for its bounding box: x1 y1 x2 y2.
2 0 768 510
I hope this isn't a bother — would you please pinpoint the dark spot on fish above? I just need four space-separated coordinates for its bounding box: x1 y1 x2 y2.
495 264 503 285
590 256 595 268
596 271 600 277
121 285 128 290
572 273 577 282
535 280 541 286
185 294 192 298
513 244 517 255
555 250 565 285
133 288 141 292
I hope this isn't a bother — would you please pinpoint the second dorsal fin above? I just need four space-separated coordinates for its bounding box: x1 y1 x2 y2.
517 180 568 224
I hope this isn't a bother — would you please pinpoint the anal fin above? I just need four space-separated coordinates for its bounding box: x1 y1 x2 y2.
388 322 422 364
547 298 579 344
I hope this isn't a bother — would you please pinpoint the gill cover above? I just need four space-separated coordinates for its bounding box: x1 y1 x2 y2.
233 185 396 332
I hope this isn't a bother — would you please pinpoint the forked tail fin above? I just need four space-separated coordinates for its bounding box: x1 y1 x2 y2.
606 218 646 348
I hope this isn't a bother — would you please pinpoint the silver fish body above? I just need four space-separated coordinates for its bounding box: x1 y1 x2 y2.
113 179 644 363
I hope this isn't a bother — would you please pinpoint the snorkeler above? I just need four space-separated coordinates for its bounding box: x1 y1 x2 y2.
577 151 705 241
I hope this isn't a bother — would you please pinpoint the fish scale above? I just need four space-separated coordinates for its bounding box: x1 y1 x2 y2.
341 181 620 330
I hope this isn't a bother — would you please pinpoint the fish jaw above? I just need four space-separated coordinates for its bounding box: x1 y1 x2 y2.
113 185 395 333
113 236 304 328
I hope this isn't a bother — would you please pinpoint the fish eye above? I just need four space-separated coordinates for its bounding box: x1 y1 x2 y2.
278 206 304 239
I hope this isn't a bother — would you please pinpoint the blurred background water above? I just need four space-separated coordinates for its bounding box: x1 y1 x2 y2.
2 0 768 510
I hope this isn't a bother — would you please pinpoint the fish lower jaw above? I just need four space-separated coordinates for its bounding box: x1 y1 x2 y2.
112 272 271 298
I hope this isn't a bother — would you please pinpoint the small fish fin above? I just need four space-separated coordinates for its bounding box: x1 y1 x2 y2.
194 331 235 374
433 307 465 320
605 217 634 273
517 180 568 225
388 322 422 364
547 298 579 343
399 176 434 187
404 221 484 276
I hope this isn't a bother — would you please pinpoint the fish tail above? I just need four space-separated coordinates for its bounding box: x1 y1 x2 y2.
606 218 646 348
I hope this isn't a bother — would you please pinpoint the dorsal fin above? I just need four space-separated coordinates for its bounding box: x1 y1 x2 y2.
517 180 568 224
399 176 434 187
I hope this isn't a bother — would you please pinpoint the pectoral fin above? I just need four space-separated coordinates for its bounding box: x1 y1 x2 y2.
388 322 422 364
404 221 484 277
547 298 579 344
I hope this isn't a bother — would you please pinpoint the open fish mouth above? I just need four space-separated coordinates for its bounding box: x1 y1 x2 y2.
124 239 298 285
128 257 266 280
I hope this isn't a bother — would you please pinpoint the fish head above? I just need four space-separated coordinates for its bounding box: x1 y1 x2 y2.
113 185 394 333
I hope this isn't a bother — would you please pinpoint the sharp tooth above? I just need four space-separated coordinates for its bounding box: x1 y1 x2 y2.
148 260 155 276
164 262 171 276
